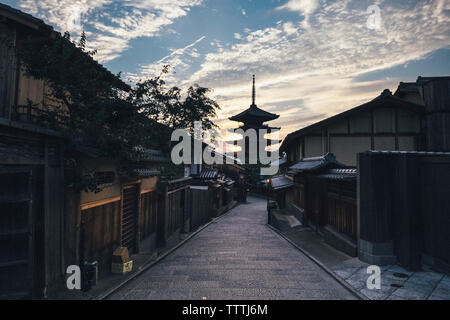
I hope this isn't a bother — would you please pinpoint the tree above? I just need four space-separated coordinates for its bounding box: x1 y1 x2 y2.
132 66 220 133
14 32 221 190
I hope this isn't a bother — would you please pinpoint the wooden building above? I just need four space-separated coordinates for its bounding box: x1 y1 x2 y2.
0 4 166 297
64 146 166 278
359 150 450 272
358 77 450 271
0 120 64 299
267 175 294 210
281 88 425 166
287 153 358 256
0 3 68 299
281 76 450 266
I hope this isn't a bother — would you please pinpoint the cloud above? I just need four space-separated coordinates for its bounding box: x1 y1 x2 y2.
277 0 319 15
14 0 450 149
177 0 449 144
277 0 319 27
17 0 204 62
127 36 206 83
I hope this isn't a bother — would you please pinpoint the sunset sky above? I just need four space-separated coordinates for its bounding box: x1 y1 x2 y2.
4 0 450 147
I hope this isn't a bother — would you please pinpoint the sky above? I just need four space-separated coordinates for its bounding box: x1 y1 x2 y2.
4 0 450 150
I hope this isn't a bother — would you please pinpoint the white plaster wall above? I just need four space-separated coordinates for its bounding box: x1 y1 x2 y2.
398 109 421 133
374 108 395 133
374 136 395 150
328 120 348 134
398 136 416 151
304 136 323 158
349 113 371 133
330 136 371 166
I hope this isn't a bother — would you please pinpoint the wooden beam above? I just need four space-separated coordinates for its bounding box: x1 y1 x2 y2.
81 196 121 211
168 185 190 195
140 187 156 195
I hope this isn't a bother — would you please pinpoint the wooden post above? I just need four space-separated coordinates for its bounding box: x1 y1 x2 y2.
156 182 169 247
358 152 397 266
135 182 142 253
392 153 421 270
423 78 450 152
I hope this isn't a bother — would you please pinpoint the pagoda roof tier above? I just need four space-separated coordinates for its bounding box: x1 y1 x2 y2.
229 104 279 123
229 75 280 123
232 124 281 131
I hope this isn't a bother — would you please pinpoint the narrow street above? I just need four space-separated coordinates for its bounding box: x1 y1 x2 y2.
108 196 357 300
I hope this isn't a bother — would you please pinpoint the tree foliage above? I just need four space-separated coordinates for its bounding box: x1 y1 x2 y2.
15 31 220 190
132 66 219 134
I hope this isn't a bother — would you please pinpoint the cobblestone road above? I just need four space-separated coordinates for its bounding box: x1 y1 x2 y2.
108 196 357 300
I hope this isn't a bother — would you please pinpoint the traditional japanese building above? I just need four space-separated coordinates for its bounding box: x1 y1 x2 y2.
229 75 280 164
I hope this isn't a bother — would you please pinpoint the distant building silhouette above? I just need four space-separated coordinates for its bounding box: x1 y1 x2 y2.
229 75 280 164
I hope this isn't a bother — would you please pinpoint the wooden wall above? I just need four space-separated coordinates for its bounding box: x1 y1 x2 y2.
285 106 422 166
0 20 69 124
0 23 16 119
293 174 357 240
80 200 121 273
0 124 64 297
423 79 450 152
326 180 357 240
359 152 450 271
139 190 158 239
420 156 450 271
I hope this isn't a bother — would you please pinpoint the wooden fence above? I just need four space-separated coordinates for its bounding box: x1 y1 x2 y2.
191 187 212 229
292 174 357 240
167 187 186 237
139 190 158 239
326 185 357 240
359 151 450 271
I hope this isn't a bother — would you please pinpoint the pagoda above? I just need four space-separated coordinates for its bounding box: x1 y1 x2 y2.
229 75 280 164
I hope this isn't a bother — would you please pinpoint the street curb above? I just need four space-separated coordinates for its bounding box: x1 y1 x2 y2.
266 224 369 301
96 202 240 300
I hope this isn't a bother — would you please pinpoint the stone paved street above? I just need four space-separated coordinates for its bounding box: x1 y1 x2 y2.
108 196 357 300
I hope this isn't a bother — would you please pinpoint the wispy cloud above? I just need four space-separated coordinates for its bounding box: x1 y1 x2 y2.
277 0 319 28
13 0 450 149
127 36 206 83
17 0 204 62
178 0 450 142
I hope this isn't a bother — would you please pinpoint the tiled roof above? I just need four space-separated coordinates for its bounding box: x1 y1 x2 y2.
0 3 46 27
270 157 287 168
367 150 450 156
289 153 347 173
200 169 219 179
229 104 279 122
318 168 357 181
142 148 168 162
131 168 160 177
270 175 294 190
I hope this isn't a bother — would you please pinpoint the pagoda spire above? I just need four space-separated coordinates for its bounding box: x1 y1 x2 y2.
252 75 256 106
